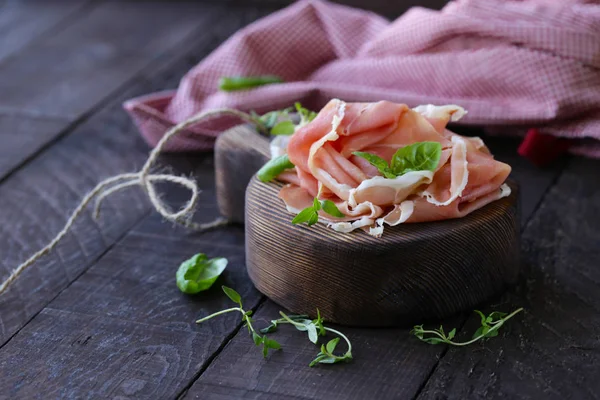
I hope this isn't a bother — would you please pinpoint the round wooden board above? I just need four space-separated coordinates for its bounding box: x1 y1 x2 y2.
245 178 520 327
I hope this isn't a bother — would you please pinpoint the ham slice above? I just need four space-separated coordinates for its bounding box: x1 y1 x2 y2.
274 99 511 237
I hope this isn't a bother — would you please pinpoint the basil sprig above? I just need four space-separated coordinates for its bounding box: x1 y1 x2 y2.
353 141 442 179
176 253 228 294
218 75 283 91
292 198 345 226
257 154 295 183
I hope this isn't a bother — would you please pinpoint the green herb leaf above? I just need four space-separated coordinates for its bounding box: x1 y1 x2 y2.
219 75 283 92
447 328 456 340
352 151 390 173
292 207 317 225
270 120 295 135
222 286 242 306
488 311 508 321
307 324 319 344
313 197 321 210
307 213 319 226
176 254 228 294
320 200 344 218
257 154 295 183
316 355 338 364
326 337 340 354
390 141 442 175
263 337 281 350
252 332 262 346
412 308 524 347
474 310 488 327
295 102 317 125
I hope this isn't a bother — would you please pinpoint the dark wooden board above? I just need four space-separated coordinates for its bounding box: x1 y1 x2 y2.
417 157 600 399
0 1 91 63
0 189 262 398
0 4 269 347
184 301 447 400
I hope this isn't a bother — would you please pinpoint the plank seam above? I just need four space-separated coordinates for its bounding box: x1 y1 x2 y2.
175 296 269 399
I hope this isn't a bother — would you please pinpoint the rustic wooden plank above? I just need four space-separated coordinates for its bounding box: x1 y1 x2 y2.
0 4 266 347
0 153 265 397
0 2 224 181
184 301 446 400
0 114 70 177
416 157 600 399
0 1 91 63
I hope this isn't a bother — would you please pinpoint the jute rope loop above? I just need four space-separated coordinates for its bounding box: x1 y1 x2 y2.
0 108 263 295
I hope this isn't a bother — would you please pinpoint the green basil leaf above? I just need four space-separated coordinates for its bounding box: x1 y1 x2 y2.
218 75 283 91
313 197 321 210
320 200 345 218
263 337 281 350
270 120 295 135
309 353 328 367
488 311 508 321
176 254 228 294
307 212 319 226
262 343 269 358
474 310 488 327
222 286 242 306
390 141 442 176
484 328 499 338
307 324 319 344
292 207 317 225
295 102 317 124
423 337 444 344
252 332 262 346
352 151 391 176
326 337 340 354
257 154 295 183
447 328 456 340
317 356 338 364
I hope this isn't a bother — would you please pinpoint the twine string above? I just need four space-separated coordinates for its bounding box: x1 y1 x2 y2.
0 108 261 295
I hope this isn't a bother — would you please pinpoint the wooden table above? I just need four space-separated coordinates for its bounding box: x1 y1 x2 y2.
0 2 598 399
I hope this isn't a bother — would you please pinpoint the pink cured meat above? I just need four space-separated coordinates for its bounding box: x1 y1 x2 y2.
277 99 511 236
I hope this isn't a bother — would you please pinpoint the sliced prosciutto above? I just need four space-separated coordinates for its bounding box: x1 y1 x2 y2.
270 99 511 237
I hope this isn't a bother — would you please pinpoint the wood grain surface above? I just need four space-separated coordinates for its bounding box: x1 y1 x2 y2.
0 2 593 399
246 177 519 326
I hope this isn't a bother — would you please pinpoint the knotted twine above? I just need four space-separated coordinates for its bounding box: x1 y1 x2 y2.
0 109 264 295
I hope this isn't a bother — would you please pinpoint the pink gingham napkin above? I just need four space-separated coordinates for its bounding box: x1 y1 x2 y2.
124 0 600 162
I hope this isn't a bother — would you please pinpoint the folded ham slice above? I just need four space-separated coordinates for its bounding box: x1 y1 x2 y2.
275 99 511 237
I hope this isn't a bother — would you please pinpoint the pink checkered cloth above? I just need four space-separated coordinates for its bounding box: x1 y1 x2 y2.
124 0 600 161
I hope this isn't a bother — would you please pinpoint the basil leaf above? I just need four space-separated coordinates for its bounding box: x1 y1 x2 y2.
307 212 319 226
295 102 317 124
257 154 295 183
447 328 456 340
176 254 228 294
390 141 442 176
313 197 321 210
222 286 242 306
270 120 295 135
326 337 340 354
292 207 316 225
252 332 262 346
263 337 281 350
320 200 344 218
474 310 488 327
307 324 319 344
352 151 390 173
488 311 508 321
317 356 338 364
218 75 283 91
